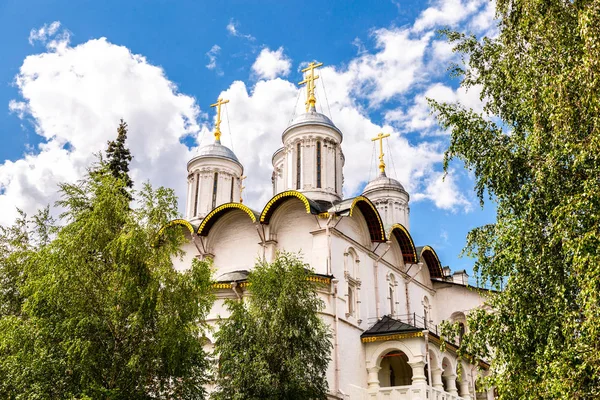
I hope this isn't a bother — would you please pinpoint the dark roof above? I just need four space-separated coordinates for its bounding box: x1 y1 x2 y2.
216 270 250 282
361 315 421 338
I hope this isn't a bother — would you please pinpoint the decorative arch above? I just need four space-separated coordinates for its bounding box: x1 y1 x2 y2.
389 224 417 265
419 245 444 279
197 203 258 236
344 246 360 277
429 347 443 371
370 340 418 368
157 219 196 238
260 190 321 224
349 196 386 242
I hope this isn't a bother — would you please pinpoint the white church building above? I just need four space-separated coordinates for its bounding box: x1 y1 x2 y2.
161 62 495 400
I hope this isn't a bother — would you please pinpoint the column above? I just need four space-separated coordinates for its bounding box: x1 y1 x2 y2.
367 366 381 391
409 360 427 385
444 374 459 396
431 368 444 390
459 379 472 400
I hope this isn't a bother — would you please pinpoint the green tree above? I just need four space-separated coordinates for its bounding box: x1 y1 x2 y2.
106 119 134 190
212 252 332 400
430 0 600 398
0 162 214 399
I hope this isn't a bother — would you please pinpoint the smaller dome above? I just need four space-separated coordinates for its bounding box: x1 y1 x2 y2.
284 110 342 137
363 172 407 195
188 141 242 167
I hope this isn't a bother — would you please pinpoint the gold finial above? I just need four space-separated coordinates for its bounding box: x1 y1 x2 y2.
371 132 391 175
299 61 323 112
239 175 247 203
210 97 230 142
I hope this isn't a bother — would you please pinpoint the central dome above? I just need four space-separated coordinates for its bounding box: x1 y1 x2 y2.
188 141 241 167
283 110 342 137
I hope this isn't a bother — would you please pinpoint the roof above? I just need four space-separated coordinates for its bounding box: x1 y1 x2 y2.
361 315 421 338
327 196 386 242
188 141 242 168
363 172 407 196
216 270 249 282
283 110 342 137
416 245 444 279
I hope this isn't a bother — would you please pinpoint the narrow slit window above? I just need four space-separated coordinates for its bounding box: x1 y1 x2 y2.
316 141 322 188
333 145 337 192
230 177 234 203
193 173 199 216
212 172 218 209
296 143 301 190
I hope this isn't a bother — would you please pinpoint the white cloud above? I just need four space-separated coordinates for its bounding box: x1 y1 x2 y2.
226 19 256 41
2 28 200 225
205 44 222 75
251 47 292 80
384 83 484 135
28 21 61 45
413 0 484 33
412 169 472 211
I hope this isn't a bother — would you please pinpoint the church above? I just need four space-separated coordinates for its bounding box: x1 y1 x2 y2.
161 61 495 400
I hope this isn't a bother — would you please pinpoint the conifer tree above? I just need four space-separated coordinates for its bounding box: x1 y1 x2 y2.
106 119 133 190
212 252 332 400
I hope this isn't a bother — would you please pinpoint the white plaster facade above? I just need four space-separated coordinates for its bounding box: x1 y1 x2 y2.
167 106 495 400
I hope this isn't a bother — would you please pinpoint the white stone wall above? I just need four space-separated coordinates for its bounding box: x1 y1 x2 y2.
169 206 489 399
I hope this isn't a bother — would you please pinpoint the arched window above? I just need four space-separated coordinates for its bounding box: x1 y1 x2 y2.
316 141 322 188
212 172 218 209
423 296 430 329
296 143 301 190
388 274 397 316
348 284 354 316
345 248 361 321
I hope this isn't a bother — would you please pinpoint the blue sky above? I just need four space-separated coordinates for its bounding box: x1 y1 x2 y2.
0 0 497 277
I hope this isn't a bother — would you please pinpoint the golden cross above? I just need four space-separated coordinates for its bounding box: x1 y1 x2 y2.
371 132 391 174
210 97 229 142
299 61 323 112
239 175 247 203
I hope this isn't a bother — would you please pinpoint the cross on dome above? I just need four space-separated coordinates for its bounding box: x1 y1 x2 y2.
210 97 230 143
298 61 323 112
239 175 247 203
372 132 391 175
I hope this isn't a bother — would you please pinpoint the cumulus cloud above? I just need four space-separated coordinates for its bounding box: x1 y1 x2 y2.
2 28 201 225
226 19 256 41
251 47 292 80
384 83 484 136
412 169 472 212
413 0 484 33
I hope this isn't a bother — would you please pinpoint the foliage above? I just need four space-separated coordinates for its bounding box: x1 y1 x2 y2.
430 0 600 398
212 252 332 400
0 162 214 399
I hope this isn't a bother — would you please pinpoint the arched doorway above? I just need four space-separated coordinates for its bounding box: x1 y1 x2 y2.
378 351 412 387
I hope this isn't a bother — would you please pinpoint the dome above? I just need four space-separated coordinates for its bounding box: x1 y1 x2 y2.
188 141 242 167
363 172 407 195
283 110 342 137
